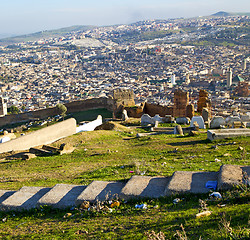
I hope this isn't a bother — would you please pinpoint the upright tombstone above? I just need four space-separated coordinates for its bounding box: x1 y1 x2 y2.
190 116 205 129
202 108 210 122
174 125 184 135
121 109 129 121
210 116 226 129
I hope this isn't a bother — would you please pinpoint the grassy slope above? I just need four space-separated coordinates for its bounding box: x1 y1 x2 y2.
0 124 249 239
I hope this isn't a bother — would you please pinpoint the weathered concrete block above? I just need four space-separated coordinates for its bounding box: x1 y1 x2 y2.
38 184 86 209
0 190 15 204
0 187 51 211
141 114 154 126
0 118 77 154
75 181 125 205
120 176 170 199
217 165 243 190
207 128 250 141
165 171 218 195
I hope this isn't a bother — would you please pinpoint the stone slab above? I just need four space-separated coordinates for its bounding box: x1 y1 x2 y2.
38 184 86 209
217 165 243 190
0 186 51 211
121 176 170 199
75 181 125 205
165 171 218 195
207 128 250 141
0 190 16 204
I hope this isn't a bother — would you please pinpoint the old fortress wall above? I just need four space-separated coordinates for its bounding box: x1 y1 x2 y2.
0 97 114 127
0 89 211 128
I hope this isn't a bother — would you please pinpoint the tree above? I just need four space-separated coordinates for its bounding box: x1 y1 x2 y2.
8 105 20 114
56 103 67 120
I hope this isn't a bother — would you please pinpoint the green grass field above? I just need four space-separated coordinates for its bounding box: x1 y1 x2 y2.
0 122 249 239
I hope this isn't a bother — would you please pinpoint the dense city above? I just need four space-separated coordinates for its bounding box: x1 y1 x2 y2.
0 14 249 116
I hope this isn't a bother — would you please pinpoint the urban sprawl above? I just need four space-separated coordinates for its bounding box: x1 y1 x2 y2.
0 14 249 117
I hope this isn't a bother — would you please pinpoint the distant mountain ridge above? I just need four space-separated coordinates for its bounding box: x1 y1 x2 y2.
0 25 95 45
211 11 250 17
0 12 249 46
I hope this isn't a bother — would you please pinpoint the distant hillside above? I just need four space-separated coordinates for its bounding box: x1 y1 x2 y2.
0 25 96 46
211 11 250 17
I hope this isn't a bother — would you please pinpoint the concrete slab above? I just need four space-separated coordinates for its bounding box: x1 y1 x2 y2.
38 184 86 209
165 171 218 195
218 165 243 190
121 176 170 199
241 166 250 185
207 128 250 141
75 181 125 205
0 190 15 204
0 187 51 211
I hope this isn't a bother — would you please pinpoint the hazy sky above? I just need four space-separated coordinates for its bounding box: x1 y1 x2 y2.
0 0 249 36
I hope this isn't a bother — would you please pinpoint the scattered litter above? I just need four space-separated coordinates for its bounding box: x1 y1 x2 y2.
196 211 212 218
173 198 181 204
80 201 90 210
135 203 147 209
154 205 159 209
209 192 222 199
223 153 231 157
120 166 125 169
238 146 244 150
75 229 88 235
110 201 120 208
205 181 217 190
2 217 7 222
218 204 226 208
215 158 221 162
140 171 146 176
63 213 72 218
129 171 134 173
109 208 113 213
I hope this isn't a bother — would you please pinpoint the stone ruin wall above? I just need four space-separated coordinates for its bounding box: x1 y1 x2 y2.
112 89 135 117
0 97 113 128
197 90 212 118
143 103 173 117
173 90 189 117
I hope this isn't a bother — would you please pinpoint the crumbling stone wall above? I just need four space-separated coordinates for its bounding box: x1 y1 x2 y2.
197 90 212 117
143 103 173 117
173 90 189 117
0 97 114 127
112 89 135 118
125 103 145 118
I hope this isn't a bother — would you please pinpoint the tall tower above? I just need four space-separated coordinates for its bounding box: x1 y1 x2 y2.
171 74 176 85
226 68 232 88
0 97 7 116
185 73 190 84
242 59 247 71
